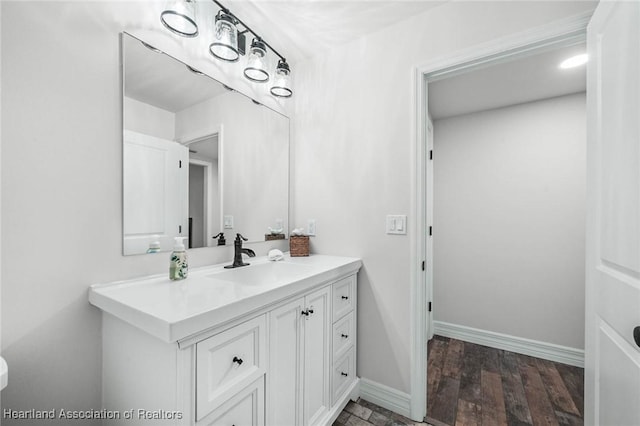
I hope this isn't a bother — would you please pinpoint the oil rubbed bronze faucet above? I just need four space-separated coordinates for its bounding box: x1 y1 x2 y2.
225 233 256 268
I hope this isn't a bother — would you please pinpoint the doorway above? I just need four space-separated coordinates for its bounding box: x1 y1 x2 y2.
183 133 221 249
410 13 591 421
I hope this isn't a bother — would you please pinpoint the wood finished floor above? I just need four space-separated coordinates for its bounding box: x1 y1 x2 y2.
334 336 584 426
426 336 584 426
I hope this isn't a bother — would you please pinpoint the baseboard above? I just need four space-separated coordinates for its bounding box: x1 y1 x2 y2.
433 321 584 368
359 378 411 418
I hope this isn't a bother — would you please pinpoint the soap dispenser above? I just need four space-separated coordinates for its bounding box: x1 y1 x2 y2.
169 237 188 280
146 235 161 254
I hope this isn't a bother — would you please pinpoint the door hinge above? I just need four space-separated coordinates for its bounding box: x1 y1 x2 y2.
429 226 432 236
428 302 432 312
429 150 433 160
422 261 425 271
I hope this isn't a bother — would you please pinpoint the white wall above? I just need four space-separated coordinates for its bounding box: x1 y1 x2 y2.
0 2 287 423
175 92 289 242
292 1 595 395
124 97 175 141
433 93 586 349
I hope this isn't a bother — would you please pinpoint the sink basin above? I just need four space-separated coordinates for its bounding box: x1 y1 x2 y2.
208 261 314 287
0 356 7 390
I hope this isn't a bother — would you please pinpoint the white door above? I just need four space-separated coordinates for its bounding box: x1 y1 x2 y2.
303 286 331 426
123 130 188 254
585 2 640 425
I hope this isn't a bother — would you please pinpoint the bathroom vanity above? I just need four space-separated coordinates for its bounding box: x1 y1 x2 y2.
89 254 361 425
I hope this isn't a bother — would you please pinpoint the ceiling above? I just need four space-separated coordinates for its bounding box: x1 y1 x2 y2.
124 34 228 113
128 2 586 119
225 0 446 65
124 1 447 112
428 42 587 120
189 136 219 161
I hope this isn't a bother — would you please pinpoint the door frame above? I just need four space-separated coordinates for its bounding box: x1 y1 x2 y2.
188 159 215 247
410 11 592 420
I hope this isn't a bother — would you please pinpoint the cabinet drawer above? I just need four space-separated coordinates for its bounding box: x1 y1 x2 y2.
196 315 266 421
199 376 265 426
332 348 356 405
332 311 354 359
332 276 355 321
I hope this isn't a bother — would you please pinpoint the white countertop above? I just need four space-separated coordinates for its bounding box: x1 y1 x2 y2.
89 254 361 343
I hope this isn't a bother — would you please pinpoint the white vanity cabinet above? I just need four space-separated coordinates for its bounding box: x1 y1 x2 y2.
90 255 361 426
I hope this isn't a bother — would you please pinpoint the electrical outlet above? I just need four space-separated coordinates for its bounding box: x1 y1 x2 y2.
307 219 316 236
224 215 234 229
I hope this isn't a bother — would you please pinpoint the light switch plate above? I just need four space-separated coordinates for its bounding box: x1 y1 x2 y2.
307 219 316 236
224 215 234 229
386 215 407 235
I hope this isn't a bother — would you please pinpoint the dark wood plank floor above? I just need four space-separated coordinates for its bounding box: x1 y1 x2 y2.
427 336 584 426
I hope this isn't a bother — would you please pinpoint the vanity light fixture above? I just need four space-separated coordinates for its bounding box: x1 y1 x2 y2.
244 38 270 82
270 59 293 98
209 11 241 62
160 0 293 97
559 53 588 69
161 0 199 38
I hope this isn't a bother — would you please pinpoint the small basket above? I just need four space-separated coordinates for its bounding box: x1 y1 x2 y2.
289 235 309 257
265 233 285 241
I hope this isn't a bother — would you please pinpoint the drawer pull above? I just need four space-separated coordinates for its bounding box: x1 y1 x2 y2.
341 333 349 339
232 356 243 366
341 296 349 300
341 372 348 377
301 308 314 316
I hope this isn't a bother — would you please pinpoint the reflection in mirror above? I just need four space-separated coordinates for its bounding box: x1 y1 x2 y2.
122 32 289 255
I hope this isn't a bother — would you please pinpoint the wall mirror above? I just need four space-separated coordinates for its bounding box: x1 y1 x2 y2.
122 32 289 255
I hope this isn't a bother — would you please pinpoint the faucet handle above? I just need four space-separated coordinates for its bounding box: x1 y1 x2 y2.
236 233 248 241
213 233 226 246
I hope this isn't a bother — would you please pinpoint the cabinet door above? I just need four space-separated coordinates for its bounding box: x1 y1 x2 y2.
196 315 266 420
201 376 264 426
303 286 331 426
268 297 304 426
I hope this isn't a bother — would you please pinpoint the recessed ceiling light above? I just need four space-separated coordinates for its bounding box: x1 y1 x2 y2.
560 53 588 69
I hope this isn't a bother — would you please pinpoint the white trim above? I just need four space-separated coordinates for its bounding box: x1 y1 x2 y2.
412 10 591 422
324 378 360 426
359 378 411 419
434 321 585 368
409 66 428 421
417 10 592 81
188 158 215 247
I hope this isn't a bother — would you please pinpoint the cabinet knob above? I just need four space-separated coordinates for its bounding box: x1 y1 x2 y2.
232 356 243 366
341 372 348 377
341 296 349 300
301 308 314 316
634 326 640 348
341 333 349 339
